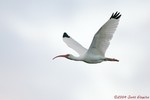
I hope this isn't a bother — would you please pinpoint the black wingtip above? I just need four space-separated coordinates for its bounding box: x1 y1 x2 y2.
110 11 121 19
63 32 70 38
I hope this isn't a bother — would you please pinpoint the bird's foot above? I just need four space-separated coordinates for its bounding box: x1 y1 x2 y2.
104 58 119 62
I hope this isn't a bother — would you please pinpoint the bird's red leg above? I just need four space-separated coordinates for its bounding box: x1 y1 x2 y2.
104 58 119 62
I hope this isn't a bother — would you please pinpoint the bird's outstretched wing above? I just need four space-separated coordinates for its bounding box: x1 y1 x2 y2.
63 32 87 56
87 12 121 57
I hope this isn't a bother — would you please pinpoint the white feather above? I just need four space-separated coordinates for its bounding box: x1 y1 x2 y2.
87 18 120 57
63 37 87 56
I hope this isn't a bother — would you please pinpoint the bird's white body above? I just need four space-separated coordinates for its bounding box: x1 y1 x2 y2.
53 12 121 64
83 54 104 63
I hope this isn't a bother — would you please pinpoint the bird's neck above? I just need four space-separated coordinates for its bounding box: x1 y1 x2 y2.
68 55 83 61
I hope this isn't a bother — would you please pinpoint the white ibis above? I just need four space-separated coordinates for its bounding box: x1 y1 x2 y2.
53 12 121 64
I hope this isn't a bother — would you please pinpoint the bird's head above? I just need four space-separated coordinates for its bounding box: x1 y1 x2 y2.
52 54 72 60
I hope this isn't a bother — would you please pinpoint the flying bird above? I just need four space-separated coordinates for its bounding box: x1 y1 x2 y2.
53 12 121 64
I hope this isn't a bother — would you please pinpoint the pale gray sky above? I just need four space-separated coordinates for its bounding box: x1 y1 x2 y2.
0 0 150 100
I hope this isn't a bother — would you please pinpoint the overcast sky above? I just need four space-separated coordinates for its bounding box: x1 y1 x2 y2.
0 0 150 100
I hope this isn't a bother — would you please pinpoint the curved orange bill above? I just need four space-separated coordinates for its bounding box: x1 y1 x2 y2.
52 54 68 60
